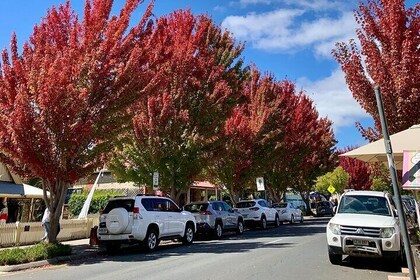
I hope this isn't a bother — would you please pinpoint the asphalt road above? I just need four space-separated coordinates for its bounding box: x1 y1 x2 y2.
1 218 404 280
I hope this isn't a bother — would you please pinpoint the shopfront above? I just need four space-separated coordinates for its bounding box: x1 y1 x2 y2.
0 181 48 223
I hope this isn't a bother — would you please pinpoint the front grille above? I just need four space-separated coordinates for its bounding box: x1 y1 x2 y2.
340 225 380 238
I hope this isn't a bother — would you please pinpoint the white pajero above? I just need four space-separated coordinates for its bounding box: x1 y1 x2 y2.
326 191 402 265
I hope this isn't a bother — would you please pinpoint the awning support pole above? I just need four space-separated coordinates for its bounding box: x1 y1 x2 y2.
375 86 416 279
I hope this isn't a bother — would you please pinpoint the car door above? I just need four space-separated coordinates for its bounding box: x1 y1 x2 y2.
212 202 228 228
142 198 167 236
222 202 236 228
165 198 184 235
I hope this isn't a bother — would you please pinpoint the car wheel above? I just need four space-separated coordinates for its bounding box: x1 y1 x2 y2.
274 215 280 227
236 220 244 235
260 216 267 229
145 228 159 251
290 215 295 224
183 223 194 245
214 222 223 239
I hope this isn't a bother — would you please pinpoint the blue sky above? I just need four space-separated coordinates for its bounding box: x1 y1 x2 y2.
0 0 416 149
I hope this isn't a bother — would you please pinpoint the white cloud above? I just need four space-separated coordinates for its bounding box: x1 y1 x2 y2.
239 0 272 4
238 0 347 11
222 10 357 58
297 69 369 130
222 9 304 41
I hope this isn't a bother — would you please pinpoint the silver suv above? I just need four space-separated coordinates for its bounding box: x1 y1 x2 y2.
184 201 244 239
98 195 196 253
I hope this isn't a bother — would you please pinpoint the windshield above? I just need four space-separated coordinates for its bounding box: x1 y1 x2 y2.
184 203 209 213
273 202 287 208
337 195 391 216
236 201 256 208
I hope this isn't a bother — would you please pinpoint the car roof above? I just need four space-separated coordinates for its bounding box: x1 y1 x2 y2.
343 190 387 198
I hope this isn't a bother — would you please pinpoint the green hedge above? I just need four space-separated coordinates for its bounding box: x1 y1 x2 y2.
0 243 71 266
68 190 123 218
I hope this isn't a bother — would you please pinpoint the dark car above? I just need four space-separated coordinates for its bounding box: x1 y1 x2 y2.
314 201 334 217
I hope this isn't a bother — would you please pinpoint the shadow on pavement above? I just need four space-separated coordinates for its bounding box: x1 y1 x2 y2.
339 256 402 273
66 218 328 267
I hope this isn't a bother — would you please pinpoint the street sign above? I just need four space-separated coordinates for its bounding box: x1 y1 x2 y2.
153 172 159 190
327 185 335 194
256 177 265 191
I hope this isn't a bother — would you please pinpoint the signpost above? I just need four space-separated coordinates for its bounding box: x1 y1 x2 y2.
153 172 159 191
375 87 416 280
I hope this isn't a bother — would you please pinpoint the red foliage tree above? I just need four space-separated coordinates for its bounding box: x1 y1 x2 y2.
338 147 372 190
0 0 156 242
212 68 296 203
211 67 336 204
267 92 336 206
109 10 245 203
333 0 420 140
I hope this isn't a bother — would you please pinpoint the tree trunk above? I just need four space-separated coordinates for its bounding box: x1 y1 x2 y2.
43 179 69 243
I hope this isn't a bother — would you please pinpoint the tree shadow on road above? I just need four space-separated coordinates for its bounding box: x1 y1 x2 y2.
66 218 328 267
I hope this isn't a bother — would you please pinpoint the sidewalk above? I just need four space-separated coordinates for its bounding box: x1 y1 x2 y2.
0 239 98 273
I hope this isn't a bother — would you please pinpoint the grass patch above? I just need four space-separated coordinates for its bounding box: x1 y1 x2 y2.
0 243 72 266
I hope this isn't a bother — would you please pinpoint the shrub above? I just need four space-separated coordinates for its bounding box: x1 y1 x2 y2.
0 243 71 266
68 190 123 217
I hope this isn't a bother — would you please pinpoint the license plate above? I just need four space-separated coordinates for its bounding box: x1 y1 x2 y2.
353 239 369 246
98 228 108 234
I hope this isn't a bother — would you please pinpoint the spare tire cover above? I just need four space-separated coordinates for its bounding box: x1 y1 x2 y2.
106 208 129 234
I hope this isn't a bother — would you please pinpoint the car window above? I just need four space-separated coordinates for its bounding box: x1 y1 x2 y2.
142 198 168 212
222 202 232 212
258 200 267 207
103 199 135 214
184 203 209 213
166 199 180 212
236 201 256 208
212 202 224 211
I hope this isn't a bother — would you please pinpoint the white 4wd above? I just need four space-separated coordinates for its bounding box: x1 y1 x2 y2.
327 191 402 265
235 199 280 229
98 195 196 253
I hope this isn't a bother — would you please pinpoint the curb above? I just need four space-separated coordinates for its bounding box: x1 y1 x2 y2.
0 250 99 273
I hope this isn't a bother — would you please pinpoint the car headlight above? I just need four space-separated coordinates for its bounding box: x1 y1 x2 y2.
380 227 395 238
328 223 341 235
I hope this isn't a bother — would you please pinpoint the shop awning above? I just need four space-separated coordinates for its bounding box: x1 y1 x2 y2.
0 181 49 198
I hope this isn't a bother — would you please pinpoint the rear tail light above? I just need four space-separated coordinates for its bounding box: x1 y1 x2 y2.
200 210 212 215
99 210 104 215
133 207 140 214
250 207 260 211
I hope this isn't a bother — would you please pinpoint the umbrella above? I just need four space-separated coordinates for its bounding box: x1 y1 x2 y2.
340 124 420 170
0 181 49 198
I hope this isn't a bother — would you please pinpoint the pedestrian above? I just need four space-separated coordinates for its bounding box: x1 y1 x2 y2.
41 207 50 241
0 198 8 224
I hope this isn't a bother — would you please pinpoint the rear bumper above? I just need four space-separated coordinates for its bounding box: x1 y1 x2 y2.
196 222 214 234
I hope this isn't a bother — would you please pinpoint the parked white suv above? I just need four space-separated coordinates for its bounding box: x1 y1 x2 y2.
97 195 196 253
326 191 402 265
234 199 280 229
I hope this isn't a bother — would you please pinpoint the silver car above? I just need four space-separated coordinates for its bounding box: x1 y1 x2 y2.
184 201 244 239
